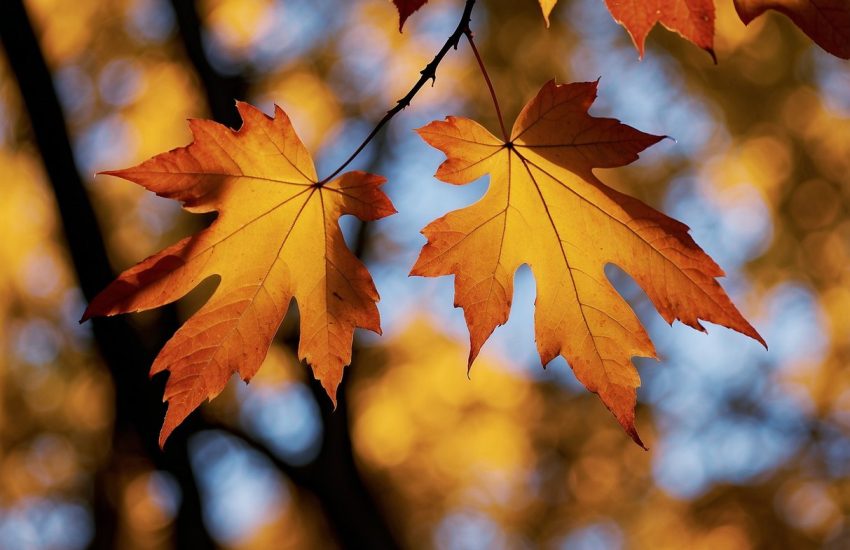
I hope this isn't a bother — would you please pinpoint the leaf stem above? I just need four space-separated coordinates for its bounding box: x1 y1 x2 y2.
464 29 508 141
317 0 477 186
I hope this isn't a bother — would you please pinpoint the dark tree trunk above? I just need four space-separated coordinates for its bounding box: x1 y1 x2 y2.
0 0 401 548
0 1 219 548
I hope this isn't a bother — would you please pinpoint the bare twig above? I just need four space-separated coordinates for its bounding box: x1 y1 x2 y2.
318 0 477 186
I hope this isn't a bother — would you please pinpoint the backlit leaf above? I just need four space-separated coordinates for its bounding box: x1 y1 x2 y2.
412 80 764 446
83 103 395 445
603 0 716 59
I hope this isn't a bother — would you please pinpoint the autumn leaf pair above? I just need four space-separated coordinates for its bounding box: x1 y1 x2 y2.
83 79 765 448
395 0 850 59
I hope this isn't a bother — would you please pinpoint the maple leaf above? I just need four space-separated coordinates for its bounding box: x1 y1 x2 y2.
82 102 395 446
534 0 716 56
411 80 764 447
393 0 429 31
734 0 850 59
603 0 716 59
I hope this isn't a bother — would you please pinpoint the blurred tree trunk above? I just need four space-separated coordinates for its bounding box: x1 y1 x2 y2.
0 0 400 547
168 1 401 547
0 1 218 548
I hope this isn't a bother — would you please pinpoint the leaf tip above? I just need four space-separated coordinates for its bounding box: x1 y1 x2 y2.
397 9 410 32
98 168 128 179
234 100 267 125
750 327 768 350
319 376 340 409
622 418 647 450
734 313 767 350
158 420 176 450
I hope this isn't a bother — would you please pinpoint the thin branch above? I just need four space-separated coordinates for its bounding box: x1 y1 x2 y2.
317 0 477 186
200 415 310 481
464 29 508 141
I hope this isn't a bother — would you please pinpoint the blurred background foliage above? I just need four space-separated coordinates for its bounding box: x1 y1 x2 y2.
0 0 849 548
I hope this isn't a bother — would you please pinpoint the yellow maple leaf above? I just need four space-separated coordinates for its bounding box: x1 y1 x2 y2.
411 80 764 447
83 102 395 446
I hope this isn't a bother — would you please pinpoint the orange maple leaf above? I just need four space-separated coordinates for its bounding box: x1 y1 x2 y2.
543 0 716 57
734 0 850 59
82 103 395 446
543 0 717 56
411 80 764 447
603 0 716 58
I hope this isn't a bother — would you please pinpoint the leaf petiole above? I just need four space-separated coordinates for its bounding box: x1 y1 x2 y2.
464 29 509 142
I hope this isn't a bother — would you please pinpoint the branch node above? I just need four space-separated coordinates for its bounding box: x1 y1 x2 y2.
316 0 477 186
